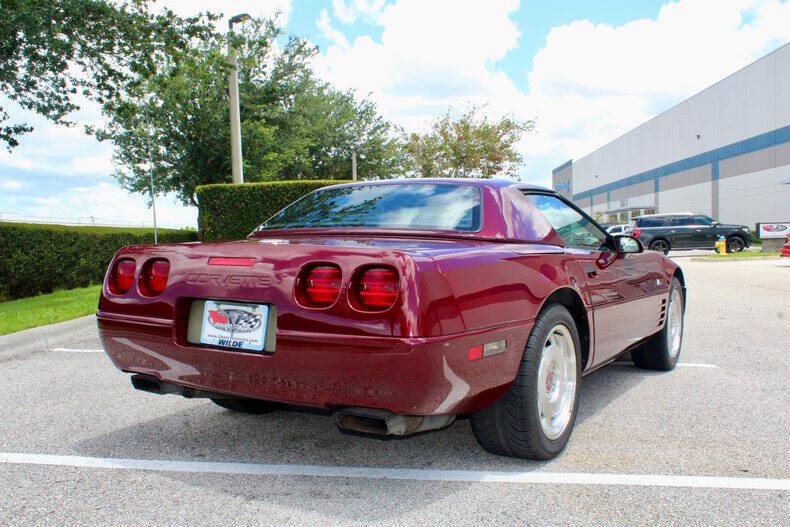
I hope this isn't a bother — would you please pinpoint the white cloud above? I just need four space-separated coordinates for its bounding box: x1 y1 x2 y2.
318 9 351 49
332 0 386 24
32 197 59 206
314 0 790 185
315 0 524 133
0 124 115 176
24 183 197 229
526 0 790 163
1 179 23 190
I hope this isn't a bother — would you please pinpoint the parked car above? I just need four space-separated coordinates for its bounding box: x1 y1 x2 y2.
606 223 631 235
98 179 686 460
629 213 752 254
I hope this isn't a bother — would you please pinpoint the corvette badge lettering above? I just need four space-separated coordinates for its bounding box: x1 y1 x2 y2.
186 273 270 287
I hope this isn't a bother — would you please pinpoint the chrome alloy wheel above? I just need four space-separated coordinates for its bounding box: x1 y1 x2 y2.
667 287 683 358
651 240 669 254
536 324 577 440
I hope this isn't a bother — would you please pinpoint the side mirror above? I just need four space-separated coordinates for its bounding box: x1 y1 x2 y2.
711 221 720 227
614 235 643 254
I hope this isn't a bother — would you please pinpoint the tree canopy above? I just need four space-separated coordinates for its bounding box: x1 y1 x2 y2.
0 0 215 149
93 16 406 206
403 106 534 179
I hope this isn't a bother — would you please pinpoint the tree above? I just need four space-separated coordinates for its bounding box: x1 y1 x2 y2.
0 0 216 149
403 106 534 178
94 16 406 207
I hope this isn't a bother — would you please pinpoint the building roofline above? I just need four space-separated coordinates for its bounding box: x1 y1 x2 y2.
552 159 573 175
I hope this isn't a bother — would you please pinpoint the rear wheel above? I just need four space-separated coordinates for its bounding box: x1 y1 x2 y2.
727 235 746 253
211 398 278 414
632 277 684 371
649 239 670 255
471 304 581 460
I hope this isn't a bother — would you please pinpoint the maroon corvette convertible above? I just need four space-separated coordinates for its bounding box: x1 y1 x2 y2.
98 179 686 459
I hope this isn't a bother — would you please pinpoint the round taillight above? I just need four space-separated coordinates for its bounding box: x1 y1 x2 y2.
140 259 170 296
303 265 342 307
109 258 136 295
355 267 399 310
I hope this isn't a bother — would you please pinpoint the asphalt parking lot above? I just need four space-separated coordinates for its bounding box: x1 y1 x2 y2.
1 256 788 525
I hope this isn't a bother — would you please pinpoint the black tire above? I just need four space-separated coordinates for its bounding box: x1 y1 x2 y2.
211 398 278 414
471 304 581 460
649 239 671 255
631 277 684 371
726 235 746 253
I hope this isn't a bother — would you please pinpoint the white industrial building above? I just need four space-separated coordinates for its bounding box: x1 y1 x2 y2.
552 42 790 228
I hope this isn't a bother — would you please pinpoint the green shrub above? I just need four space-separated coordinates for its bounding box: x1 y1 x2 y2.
0 223 197 300
196 180 351 241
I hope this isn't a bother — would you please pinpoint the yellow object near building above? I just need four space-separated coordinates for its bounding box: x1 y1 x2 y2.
715 237 727 254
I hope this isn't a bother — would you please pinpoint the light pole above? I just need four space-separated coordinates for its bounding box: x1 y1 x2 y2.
145 101 159 244
228 13 251 184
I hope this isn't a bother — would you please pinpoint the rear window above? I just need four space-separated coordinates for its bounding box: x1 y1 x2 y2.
635 217 667 227
257 183 482 232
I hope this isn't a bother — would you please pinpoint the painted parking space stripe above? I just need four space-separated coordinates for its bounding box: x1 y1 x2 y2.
1 452 787 491
51 348 104 353
615 361 718 368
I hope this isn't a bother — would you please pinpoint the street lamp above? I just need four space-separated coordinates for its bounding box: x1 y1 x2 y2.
144 99 158 244
228 13 251 184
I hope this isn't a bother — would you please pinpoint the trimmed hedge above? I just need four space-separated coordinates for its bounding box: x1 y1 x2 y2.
0 223 197 300
196 180 352 241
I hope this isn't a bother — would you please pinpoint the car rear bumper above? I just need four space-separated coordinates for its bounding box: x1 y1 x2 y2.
97 311 532 416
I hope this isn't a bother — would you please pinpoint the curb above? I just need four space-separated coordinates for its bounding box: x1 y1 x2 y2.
0 315 98 362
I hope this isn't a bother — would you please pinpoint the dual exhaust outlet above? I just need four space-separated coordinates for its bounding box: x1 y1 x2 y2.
131 374 454 436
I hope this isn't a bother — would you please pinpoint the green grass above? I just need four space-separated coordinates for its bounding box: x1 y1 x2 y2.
0 221 193 236
0 285 101 336
698 251 780 260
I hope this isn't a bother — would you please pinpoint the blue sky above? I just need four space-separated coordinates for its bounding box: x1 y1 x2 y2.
1 0 789 228
290 1 669 93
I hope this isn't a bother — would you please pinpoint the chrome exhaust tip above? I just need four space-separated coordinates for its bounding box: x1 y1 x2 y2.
336 408 454 436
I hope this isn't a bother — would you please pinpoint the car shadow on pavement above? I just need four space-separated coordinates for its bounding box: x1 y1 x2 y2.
73 361 660 522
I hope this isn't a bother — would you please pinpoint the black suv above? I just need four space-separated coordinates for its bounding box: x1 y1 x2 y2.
630 213 752 254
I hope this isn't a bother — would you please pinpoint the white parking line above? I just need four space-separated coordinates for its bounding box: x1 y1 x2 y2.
615 361 719 368
1 452 786 491
51 348 104 353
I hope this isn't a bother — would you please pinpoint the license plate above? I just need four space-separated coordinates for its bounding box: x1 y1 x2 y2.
199 300 269 352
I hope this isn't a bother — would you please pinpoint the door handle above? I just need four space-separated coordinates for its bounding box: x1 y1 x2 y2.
584 264 597 278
